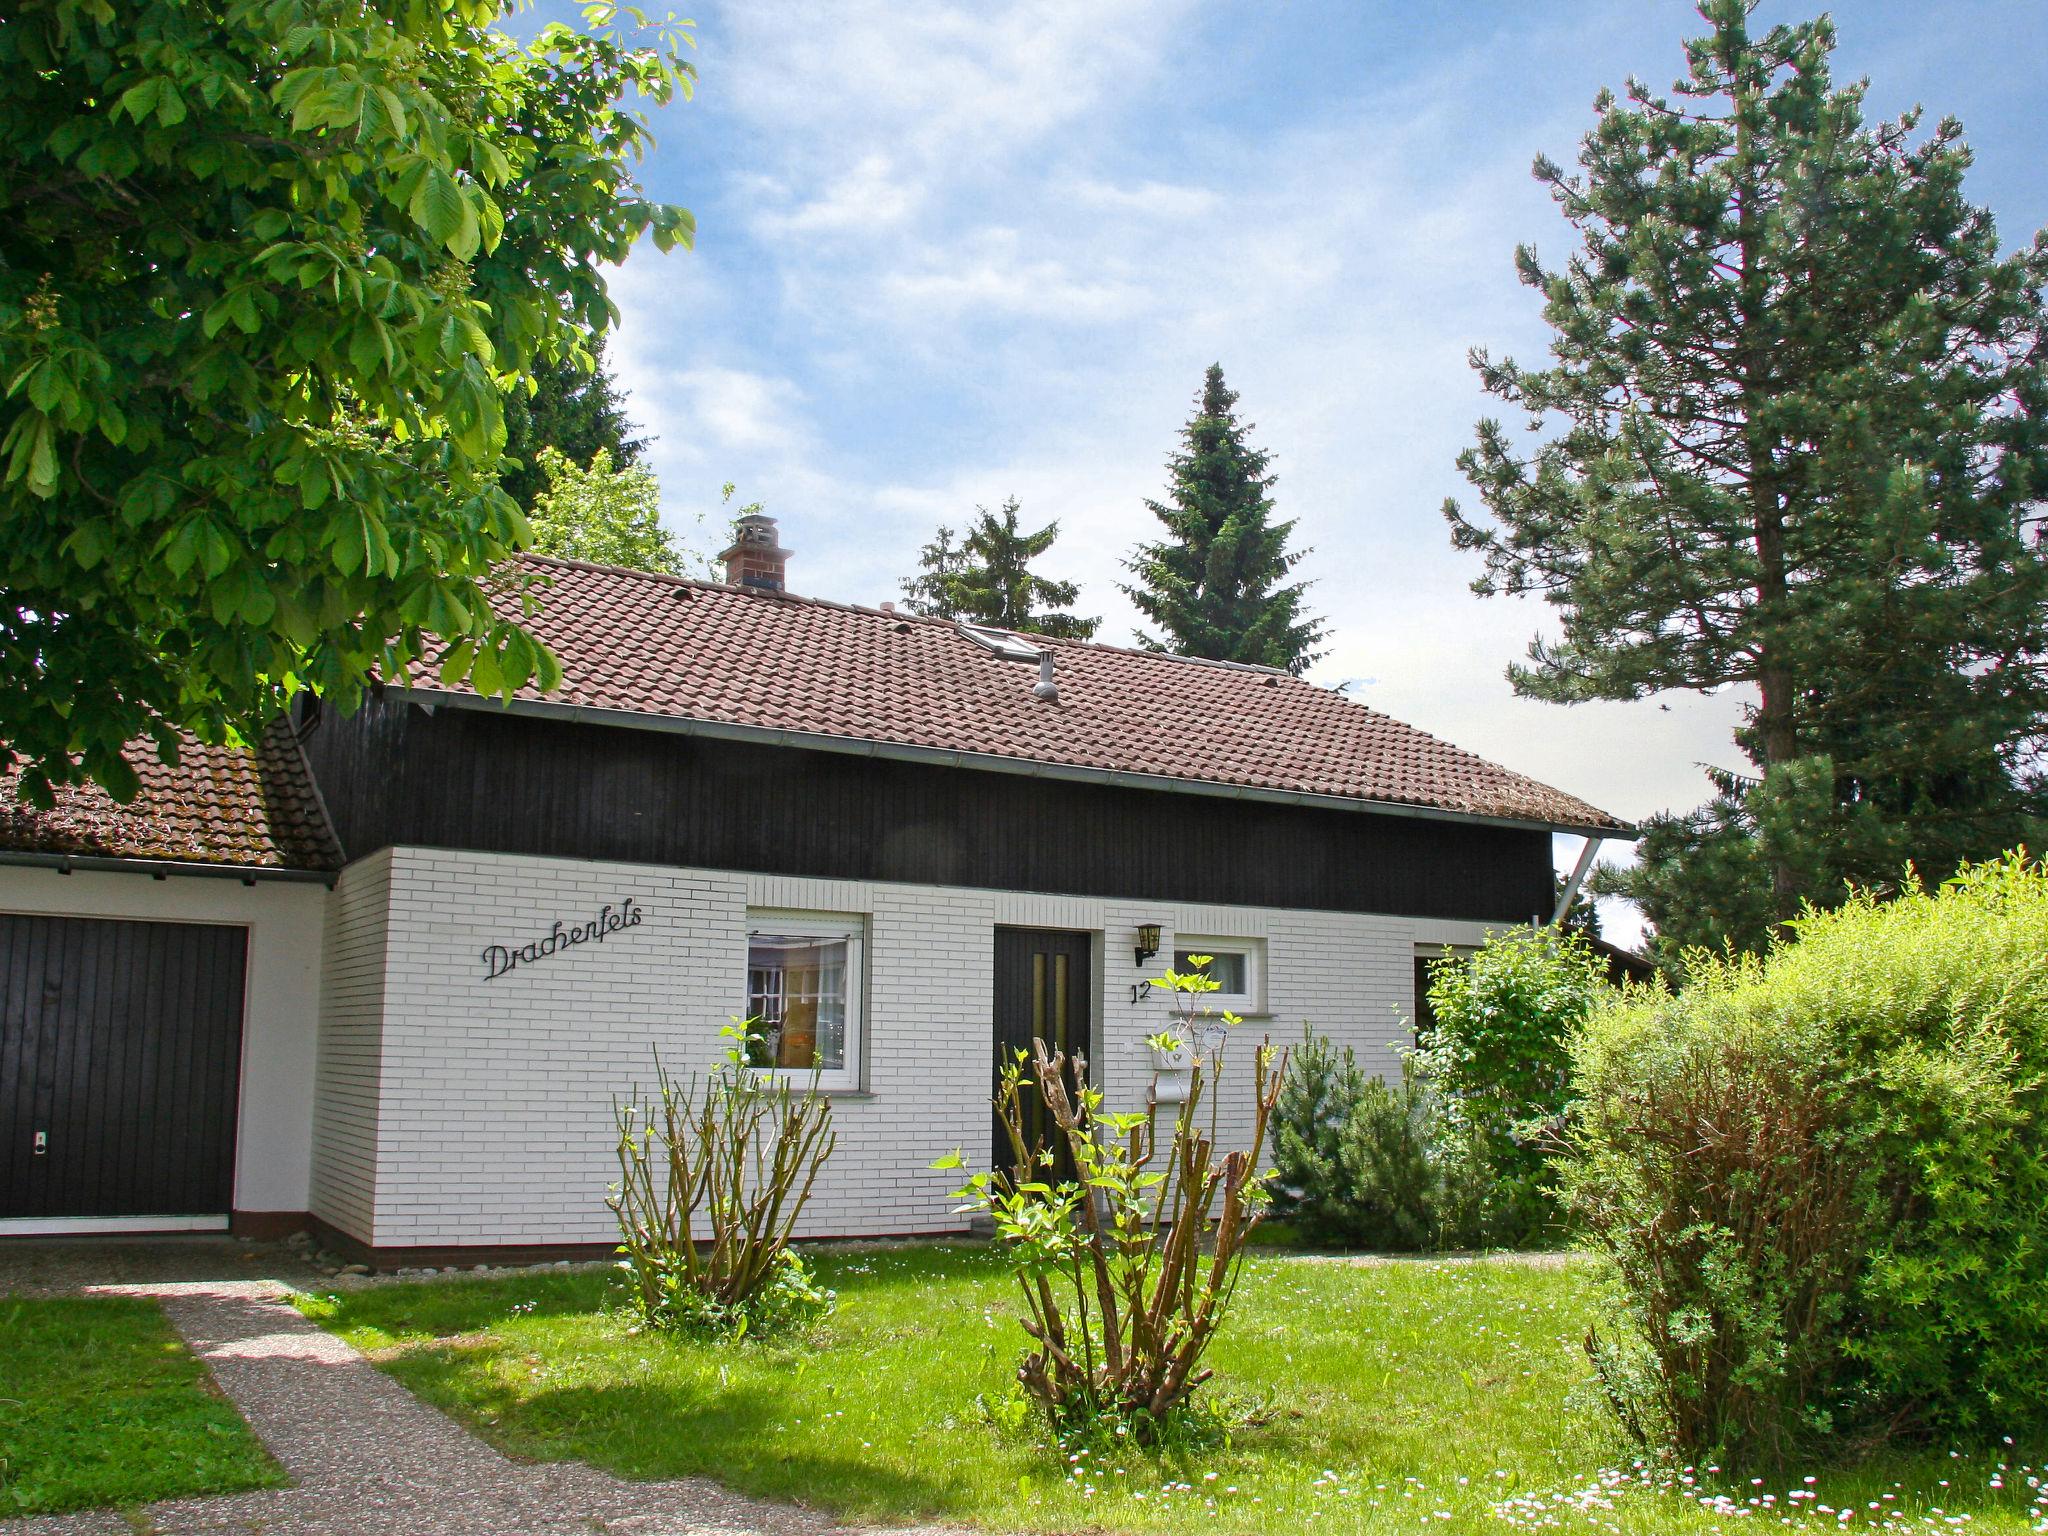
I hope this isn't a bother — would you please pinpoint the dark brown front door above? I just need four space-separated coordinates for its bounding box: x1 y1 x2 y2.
992 927 1093 1177
1 914 248 1222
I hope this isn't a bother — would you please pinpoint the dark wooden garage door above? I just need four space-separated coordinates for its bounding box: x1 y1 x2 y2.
1 914 248 1221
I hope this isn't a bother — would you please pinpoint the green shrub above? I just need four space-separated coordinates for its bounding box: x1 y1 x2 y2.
1562 852 2048 1464
1273 1031 1453 1251
609 1026 838 1341
1270 1027 1365 1239
627 1247 836 1340
943 961 1285 1446
1419 927 1610 1244
1330 1059 1445 1251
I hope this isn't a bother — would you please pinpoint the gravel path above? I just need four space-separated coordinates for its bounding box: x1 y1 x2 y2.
0 1246 950 1536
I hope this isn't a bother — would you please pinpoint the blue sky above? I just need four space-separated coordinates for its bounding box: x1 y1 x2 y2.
547 0 2048 940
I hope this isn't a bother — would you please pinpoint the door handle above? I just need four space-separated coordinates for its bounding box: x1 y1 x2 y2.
32 1130 46 1156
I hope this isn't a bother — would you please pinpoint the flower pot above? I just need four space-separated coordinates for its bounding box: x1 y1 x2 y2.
1149 1038 1193 1072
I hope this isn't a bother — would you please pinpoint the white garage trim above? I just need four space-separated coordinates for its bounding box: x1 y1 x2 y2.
0 1214 232 1236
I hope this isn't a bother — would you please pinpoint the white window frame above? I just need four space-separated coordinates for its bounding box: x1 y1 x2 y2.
742 911 865 1092
1169 936 1264 1015
956 622 1043 661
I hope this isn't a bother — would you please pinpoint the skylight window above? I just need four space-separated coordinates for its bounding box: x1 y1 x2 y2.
956 622 1044 661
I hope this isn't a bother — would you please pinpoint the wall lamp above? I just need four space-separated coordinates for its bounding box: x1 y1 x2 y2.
1134 923 1162 967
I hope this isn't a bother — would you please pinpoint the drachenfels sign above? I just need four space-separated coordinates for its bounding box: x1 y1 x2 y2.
481 896 647 981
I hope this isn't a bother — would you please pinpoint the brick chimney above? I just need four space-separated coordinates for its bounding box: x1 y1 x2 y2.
719 513 792 592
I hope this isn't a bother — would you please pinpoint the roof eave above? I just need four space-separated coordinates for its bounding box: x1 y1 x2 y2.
398 687 1637 841
0 849 339 885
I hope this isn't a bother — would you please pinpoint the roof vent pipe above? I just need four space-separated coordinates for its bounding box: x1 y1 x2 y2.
1032 650 1060 704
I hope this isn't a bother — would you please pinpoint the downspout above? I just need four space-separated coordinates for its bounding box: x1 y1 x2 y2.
1550 835 1603 927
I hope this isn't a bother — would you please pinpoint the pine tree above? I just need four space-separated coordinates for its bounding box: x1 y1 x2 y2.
1123 364 1325 674
900 498 1099 639
501 336 647 513
1446 1 2048 935
1553 871 1603 941
1588 769 1782 968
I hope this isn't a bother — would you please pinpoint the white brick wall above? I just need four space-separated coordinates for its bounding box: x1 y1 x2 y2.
311 849 392 1239
314 844 1521 1248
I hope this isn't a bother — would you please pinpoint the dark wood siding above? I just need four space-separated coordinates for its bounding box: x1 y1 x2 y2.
2 914 247 1219
300 694 1555 923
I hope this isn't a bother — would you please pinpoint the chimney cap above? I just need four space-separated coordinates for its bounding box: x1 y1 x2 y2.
718 512 790 562
718 512 793 592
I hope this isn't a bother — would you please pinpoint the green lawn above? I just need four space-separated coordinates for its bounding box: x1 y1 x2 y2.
0 1294 284 1518
300 1245 2047 1536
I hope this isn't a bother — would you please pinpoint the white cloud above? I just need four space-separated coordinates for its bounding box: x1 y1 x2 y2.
879 228 1148 322
1071 178 1222 219
674 366 809 454
605 252 810 459
751 153 921 237
707 0 1196 177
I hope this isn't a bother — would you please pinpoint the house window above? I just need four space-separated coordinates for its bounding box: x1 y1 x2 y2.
1413 945 1477 1043
1172 938 1262 1012
1412 955 1439 1043
743 914 863 1090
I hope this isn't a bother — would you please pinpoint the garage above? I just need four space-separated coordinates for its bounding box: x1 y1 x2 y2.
0 730 339 1238
2 913 250 1233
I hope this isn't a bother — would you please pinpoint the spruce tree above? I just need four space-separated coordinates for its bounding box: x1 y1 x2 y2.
900 524 967 616
900 498 1099 639
501 336 647 513
1123 364 1325 674
1446 1 2048 935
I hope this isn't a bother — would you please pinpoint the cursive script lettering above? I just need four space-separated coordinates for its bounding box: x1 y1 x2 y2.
482 896 647 981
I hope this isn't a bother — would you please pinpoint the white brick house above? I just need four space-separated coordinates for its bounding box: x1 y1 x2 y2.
1 520 1629 1262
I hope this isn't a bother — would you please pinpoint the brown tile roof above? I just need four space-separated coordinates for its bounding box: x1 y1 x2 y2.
0 722 342 873
403 557 1628 834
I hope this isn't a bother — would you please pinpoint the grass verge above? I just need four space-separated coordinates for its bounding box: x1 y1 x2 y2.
299 1245 2047 1536
0 1294 284 1517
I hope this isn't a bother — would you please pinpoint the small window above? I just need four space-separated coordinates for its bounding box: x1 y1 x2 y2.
957 622 1044 661
743 914 863 1091
1412 955 1439 1043
1412 945 1477 1044
1172 938 1262 1012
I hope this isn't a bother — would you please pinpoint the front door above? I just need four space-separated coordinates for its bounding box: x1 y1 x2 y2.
1 914 248 1227
991 927 1093 1178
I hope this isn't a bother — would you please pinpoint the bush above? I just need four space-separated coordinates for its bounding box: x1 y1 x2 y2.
609 1026 838 1340
944 961 1285 1445
1331 1059 1445 1250
1562 852 2048 1464
1270 1027 1365 1238
1418 927 1609 1244
1273 1032 1453 1251
626 1246 836 1340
